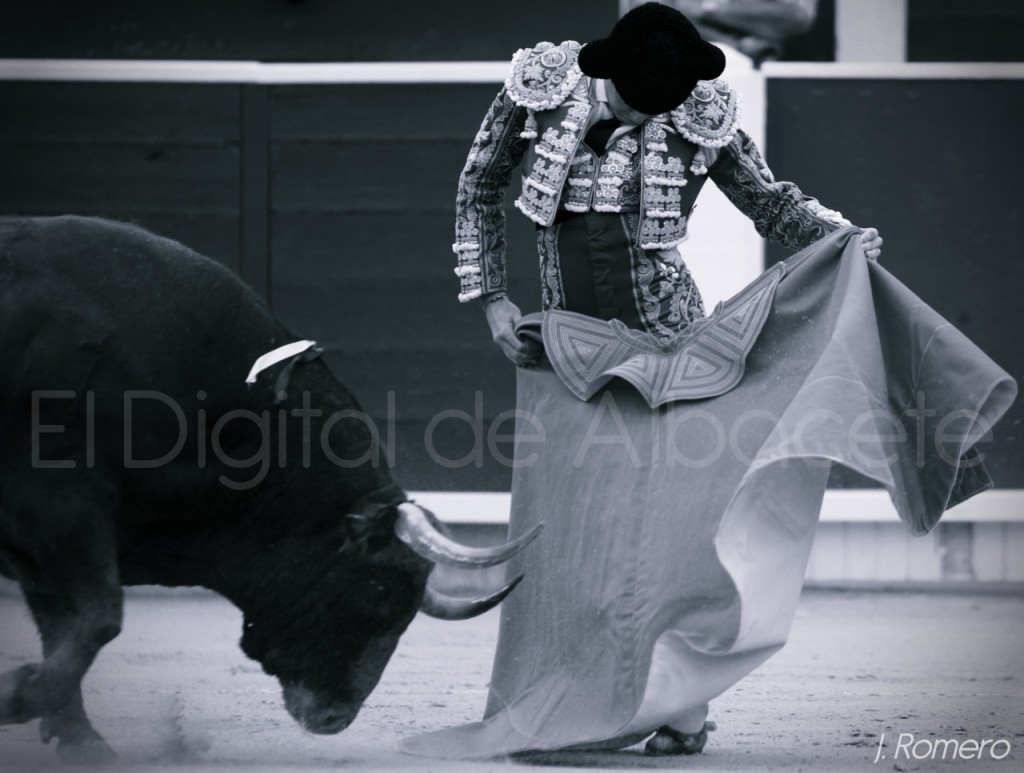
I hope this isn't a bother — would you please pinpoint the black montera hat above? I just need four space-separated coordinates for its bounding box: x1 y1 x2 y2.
578 2 726 115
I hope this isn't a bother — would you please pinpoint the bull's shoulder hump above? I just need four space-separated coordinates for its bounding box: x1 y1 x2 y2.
1 215 278 333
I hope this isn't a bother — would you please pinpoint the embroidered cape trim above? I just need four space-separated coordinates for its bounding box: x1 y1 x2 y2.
513 261 784 406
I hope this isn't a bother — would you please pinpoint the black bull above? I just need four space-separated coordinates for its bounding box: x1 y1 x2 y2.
0 216 539 762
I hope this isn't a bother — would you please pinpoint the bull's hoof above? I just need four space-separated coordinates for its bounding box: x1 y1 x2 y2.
52 727 118 765
0 664 42 724
41 705 118 765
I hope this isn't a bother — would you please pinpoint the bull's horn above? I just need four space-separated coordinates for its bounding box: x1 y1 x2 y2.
419 575 524 621
394 502 542 568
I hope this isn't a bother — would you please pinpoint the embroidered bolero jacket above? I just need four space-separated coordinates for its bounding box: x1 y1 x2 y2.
453 41 851 302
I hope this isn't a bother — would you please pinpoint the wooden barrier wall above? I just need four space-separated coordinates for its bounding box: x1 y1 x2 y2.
264 83 541 492
0 82 242 272
0 73 1020 492
765 75 1023 491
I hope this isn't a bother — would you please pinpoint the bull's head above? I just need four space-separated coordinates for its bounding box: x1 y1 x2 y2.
238 499 540 734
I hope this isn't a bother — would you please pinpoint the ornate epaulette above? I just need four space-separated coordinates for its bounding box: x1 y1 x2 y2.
670 78 741 148
505 41 585 111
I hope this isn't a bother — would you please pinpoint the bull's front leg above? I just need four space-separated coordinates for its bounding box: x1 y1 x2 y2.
0 490 123 763
0 664 42 723
22 583 122 764
0 668 111 761
37 688 111 761
0 613 122 763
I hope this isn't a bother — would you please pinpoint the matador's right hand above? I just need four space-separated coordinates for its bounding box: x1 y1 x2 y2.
483 296 543 368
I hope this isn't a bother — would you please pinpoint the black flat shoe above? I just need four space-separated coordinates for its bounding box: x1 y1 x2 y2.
643 721 716 756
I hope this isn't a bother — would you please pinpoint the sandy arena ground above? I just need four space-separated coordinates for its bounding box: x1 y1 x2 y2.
0 586 1021 772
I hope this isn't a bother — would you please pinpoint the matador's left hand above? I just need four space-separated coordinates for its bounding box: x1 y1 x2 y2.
859 228 883 261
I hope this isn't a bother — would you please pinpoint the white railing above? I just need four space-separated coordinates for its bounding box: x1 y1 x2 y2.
411 489 1024 526
2 58 1024 83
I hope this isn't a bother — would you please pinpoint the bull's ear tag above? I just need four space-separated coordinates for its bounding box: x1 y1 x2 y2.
244 340 323 403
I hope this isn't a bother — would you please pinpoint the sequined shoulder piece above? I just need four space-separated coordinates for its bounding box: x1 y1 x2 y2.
505 41 586 110
670 78 741 148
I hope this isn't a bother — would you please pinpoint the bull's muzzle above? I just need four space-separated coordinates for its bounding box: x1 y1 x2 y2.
283 684 359 735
